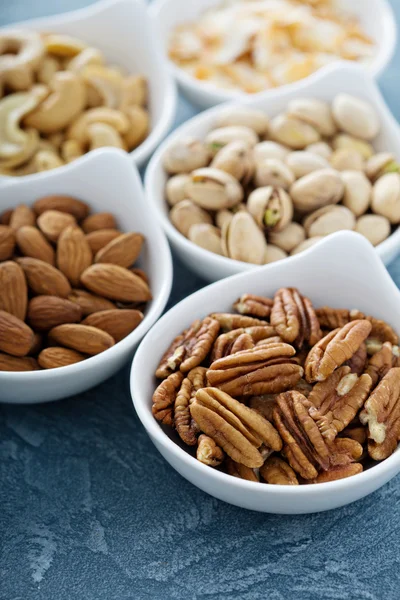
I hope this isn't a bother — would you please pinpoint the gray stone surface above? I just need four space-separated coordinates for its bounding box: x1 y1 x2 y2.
1 1 400 598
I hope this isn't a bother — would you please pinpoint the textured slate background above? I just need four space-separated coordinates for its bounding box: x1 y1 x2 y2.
1 2 400 599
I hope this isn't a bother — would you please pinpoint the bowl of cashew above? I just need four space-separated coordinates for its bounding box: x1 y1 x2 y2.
0 0 177 176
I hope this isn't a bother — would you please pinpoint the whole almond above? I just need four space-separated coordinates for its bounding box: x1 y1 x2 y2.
48 323 115 355
130 267 150 285
95 232 144 267
28 332 43 356
0 208 13 225
28 296 82 330
9 204 36 230
16 225 56 265
0 261 28 320
57 225 92 286
34 195 89 220
0 225 16 260
38 347 85 369
0 353 39 372
82 309 143 342
68 289 115 316
81 263 151 302
17 257 71 297
0 310 34 357
37 210 76 242
81 212 116 233
86 229 120 254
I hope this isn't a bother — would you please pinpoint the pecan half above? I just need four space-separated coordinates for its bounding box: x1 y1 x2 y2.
366 338 383 356
233 294 273 319
270 287 322 349
316 307 350 330
304 320 372 383
365 342 400 387
207 343 303 396
328 437 363 466
350 311 398 345
152 371 184 426
226 458 259 482
210 313 266 331
230 333 254 354
360 367 400 460
255 336 282 348
174 366 207 446
196 434 225 467
310 463 363 484
211 325 277 361
339 426 367 446
156 317 220 378
260 456 299 485
346 342 367 375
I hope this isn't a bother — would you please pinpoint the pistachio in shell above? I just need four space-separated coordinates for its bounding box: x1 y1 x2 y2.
330 148 364 172
355 214 391 246
254 158 295 189
211 141 254 182
285 151 329 178
247 186 293 232
214 106 269 135
287 98 336 137
186 168 243 210
222 211 266 265
341 170 372 216
306 142 333 160
290 236 324 255
366 152 400 181
269 114 320 149
215 209 234 230
303 205 356 237
188 223 223 255
371 172 400 224
166 174 191 206
263 244 288 264
269 222 306 253
332 94 380 141
170 199 212 236
253 141 290 164
163 137 210 174
290 168 344 213
332 134 374 159
205 126 258 156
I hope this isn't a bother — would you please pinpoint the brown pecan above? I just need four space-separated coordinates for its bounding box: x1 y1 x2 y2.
360 367 400 460
226 458 259 482
152 371 184 426
328 437 363 466
210 313 266 331
174 367 207 446
191 387 282 467
346 342 367 375
365 342 400 387
307 366 372 441
260 456 299 485
255 336 282 347
310 463 363 484
155 317 220 378
304 320 372 383
207 343 303 396
316 307 350 330
366 338 384 356
196 434 225 467
233 294 273 319
211 325 277 361
230 333 254 354
350 310 399 345
270 287 322 349
339 426 367 446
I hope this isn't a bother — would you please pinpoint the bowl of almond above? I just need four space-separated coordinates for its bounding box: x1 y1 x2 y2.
0 148 172 404
131 231 400 514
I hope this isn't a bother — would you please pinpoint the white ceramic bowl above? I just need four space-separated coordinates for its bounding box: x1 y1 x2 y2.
0 0 177 169
145 63 400 283
0 148 172 404
150 0 397 109
131 231 400 514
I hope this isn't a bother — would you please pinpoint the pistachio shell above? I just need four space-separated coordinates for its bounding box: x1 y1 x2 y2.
290 168 344 212
215 209 233 229
306 142 333 160
188 223 223 255
287 98 336 136
263 244 288 264
290 237 324 255
332 134 374 159
211 141 254 182
205 126 258 156
254 158 295 189
285 151 329 178
170 199 212 236
163 137 210 174
341 171 372 216
269 222 306 253
253 141 290 163
355 214 391 246
224 212 266 264
247 186 293 232
332 94 380 141
269 115 320 149
166 174 191 206
186 168 243 210
366 152 399 181
330 148 364 172
303 205 356 237
371 173 400 224
215 107 269 135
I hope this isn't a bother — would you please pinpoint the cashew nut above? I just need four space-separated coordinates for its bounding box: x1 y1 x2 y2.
67 47 104 73
0 30 45 91
33 149 64 171
61 139 84 163
123 105 149 150
66 107 130 143
119 75 148 110
37 56 60 84
81 65 123 109
43 34 87 57
86 122 125 150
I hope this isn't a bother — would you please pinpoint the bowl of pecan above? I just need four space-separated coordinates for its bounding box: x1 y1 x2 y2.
0 148 172 404
131 230 400 513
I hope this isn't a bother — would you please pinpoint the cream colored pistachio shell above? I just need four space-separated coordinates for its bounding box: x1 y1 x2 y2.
269 114 320 149
214 107 269 135
188 223 223 255
247 186 293 232
269 222 306 253
306 142 333 160
205 126 258 156
170 199 212 236
290 168 344 212
330 148 364 172
366 152 399 181
215 209 233 229
332 94 380 140
287 98 336 137
332 134 374 159
253 141 290 164
254 158 295 189
223 211 266 265
186 168 243 210
341 170 372 216
371 173 400 224
303 205 356 237
211 141 254 182
163 137 210 174
166 174 191 206
263 244 288 264
290 236 324 256
285 151 329 178
355 214 391 246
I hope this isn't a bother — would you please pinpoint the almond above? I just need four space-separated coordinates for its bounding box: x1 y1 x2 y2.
33 195 89 220
57 225 92 286
68 289 116 316
0 353 39 371
9 204 36 230
28 332 43 356
48 323 114 355
82 309 143 342
95 232 143 267
17 257 71 297
0 225 15 260
0 261 28 320
0 310 34 356
0 208 13 225
38 347 85 369
28 296 82 330
37 209 76 242
16 225 56 265
81 263 151 302
81 212 116 233
130 267 150 285
86 229 120 254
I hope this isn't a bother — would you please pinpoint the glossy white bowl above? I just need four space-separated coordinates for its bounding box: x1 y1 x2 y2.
131 231 400 514
145 63 400 283
150 0 397 109
0 148 173 404
1 0 177 169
